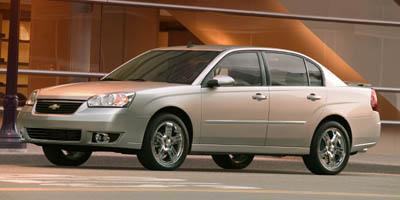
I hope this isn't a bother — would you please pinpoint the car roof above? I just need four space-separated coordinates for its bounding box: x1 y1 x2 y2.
154 45 237 51
153 45 298 53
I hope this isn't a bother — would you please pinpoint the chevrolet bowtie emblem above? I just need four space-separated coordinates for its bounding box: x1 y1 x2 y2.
48 104 61 110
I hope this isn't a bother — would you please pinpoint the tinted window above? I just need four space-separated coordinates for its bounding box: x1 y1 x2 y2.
264 52 308 86
306 60 323 86
209 52 262 86
103 50 219 84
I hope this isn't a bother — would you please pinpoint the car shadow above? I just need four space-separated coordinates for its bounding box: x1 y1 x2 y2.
26 164 310 175
2 154 400 175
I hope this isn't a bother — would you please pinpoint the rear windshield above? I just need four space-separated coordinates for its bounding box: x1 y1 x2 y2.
102 50 220 84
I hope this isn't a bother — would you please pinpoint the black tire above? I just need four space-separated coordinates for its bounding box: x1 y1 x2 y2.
212 154 254 169
137 113 190 170
42 146 92 166
303 121 350 175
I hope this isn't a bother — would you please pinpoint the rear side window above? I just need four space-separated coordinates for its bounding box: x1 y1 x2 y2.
306 60 323 86
263 52 308 86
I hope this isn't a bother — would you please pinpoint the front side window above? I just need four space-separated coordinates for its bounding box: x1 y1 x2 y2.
103 50 219 84
263 52 308 86
306 60 323 86
207 52 262 86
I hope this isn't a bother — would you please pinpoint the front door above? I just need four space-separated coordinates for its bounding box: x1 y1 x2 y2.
201 51 269 146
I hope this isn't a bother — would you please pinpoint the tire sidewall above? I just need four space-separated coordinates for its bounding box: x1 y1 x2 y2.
139 113 190 170
212 154 254 169
310 121 350 175
42 146 92 166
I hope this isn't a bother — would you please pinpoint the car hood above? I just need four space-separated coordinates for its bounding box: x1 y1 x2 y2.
37 81 182 100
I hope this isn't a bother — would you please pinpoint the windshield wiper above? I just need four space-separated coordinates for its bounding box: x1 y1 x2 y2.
128 78 147 82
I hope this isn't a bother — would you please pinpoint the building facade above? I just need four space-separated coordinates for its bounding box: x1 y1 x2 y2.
1 0 400 121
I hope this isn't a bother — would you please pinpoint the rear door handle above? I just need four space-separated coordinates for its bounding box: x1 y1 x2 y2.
252 93 267 101
307 93 322 101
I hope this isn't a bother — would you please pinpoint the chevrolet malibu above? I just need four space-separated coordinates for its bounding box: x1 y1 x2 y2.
17 45 380 175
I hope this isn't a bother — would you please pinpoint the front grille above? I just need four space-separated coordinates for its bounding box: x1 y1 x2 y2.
27 128 82 141
35 100 84 114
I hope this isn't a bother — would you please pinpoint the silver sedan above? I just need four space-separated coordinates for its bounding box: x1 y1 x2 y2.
17 45 380 175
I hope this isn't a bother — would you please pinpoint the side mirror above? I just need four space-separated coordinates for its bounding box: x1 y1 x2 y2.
206 75 235 88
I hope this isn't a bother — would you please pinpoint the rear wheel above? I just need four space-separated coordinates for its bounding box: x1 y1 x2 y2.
137 113 189 170
303 121 350 175
42 146 92 166
212 154 254 169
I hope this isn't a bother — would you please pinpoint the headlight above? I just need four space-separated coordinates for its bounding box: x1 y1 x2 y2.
25 90 39 106
87 92 135 108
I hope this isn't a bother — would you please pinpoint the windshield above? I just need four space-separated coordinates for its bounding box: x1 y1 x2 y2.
102 50 220 84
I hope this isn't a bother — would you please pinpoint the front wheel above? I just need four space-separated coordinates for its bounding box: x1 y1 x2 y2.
212 154 254 169
137 113 189 170
303 121 350 175
42 146 92 166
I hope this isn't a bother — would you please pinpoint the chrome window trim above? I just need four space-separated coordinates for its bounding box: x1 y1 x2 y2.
303 57 311 86
99 46 329 87
193 47 328 86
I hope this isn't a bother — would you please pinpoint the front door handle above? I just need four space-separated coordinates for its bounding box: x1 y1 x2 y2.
252 93 267 101
307 93 322 101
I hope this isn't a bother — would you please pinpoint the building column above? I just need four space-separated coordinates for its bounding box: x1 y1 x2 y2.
99 5 159 72
29 1 159 91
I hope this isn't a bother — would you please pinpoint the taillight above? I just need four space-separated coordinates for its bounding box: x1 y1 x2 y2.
371 89 378 111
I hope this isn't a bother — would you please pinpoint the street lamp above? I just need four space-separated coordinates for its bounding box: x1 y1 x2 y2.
0 0 26 149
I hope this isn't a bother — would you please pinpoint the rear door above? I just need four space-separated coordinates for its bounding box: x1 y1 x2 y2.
262 52 326 147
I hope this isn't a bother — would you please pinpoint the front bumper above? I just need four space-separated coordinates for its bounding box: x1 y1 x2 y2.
16 103 149 150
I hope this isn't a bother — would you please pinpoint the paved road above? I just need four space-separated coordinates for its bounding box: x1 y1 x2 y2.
0 153 399 200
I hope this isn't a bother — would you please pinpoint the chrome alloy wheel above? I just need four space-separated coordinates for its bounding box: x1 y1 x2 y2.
318 127 347 171
151 121 184 167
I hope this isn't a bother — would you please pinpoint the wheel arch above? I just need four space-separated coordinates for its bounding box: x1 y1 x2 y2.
148 106 193 151
314 114 353 146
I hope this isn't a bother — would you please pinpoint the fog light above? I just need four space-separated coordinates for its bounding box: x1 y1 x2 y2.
94 132 110 144
91 132 120 143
